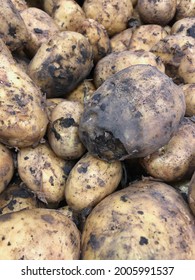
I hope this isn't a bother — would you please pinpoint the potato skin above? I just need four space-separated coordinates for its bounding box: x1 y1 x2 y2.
176 0 195 20
79 65 185 161
110 28 133 53
28 31 93 98
180 83 195 117
178 49 195 84
171 17 195 37
65 152 123 211
81 180 195 260
0 208 80 259
0 143 14 194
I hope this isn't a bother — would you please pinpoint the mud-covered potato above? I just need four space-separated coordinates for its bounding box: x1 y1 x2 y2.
171 17 195 37
43 0 86 32
110 28 133 53
129 24 170 51
17 143 75 204
93 50 165 88
21 8 59 56
178 49 195 84
83 0 133 36
180 84 195 117
28 31 93 98
0 143 14 195
48 100 86 160
141 118 195 182
65 152 123 211
0 208 80 259
76 18 111 63
81 180 195 259
79 65 185 161
188 172 195 215
0 0 28 51
176 0 195 20
137 0 177 26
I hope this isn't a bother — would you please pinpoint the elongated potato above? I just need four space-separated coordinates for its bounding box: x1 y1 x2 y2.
0 208 80 259
0 143 14 195
81 180 195 259
180 83 195 117
65 152 123 211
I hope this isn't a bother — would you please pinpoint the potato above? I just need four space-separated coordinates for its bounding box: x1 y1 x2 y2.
79 65 185 161
129 24 170 51
180 83 195 116
0 208 80 259
178 48 195 84
48 100 86 160
17 143 75 204
0 0 28 51
93 50 165 88
76 18 111 63
171 17 195 37
176 0 195 20
66 79 95 104
43 0 86 32
0 181 44 215
140 118 195 182
81 180 195 259
137 0 177 26
83 0 133 36
0 143 14 195
110 28 133 53
188 171 195 215
0 46 48 148
28 31 93 98
46 98 65 121
65 152 123 211
20 8 59 56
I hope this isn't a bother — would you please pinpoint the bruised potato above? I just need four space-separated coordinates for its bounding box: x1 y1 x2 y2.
0 208 80 259
28 31 93 98
65 152 123 211
180 84 195 117
0 143 14 194
81 180 195 259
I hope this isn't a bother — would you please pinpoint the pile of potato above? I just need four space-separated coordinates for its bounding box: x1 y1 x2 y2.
0 0 195 260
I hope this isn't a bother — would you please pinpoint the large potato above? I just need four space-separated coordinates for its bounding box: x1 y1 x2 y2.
28 31 93 98
0 208 80 259
79 65 185 161
65 152 123 211
81 180 195 259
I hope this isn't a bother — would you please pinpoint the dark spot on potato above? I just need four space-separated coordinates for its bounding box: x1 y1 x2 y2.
34 28 43 34
12 187 34 199
72 45 76 51
24 156 29 160
51 125 61 140
77 163 89 173
59 117 76 128
29 167 36 174
49 176 54 186
120 194 128 202
86 184 91 189
7 241 11 246
92 93 101 102
0 213 12 221
137 210 144 215
187 24 195 38
1 236 5 241
41 214 54 224
88 233 104 250
139 236 148 245
100 103 106 111
8 25 16 38
97 177 105 187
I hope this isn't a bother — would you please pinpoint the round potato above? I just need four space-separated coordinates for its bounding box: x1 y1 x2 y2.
0 143 14 195
176 0 195 20
137 0 177 26
171 17 195 37
28 31 93 98
79 65 185 161
110 28 133 53
0 208 80 259
65 152 123 211
83 0 133 36
180 83 195 117
178 48 195 84
81 180 195 259
48 100 86 160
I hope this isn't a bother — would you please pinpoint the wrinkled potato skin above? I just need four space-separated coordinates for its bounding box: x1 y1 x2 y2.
137 0 177 26
141 118 195 182
129 24 170 51
176 0 195 20
0 208 80 260
83 0 133 36
178 49 195 84
188 172 195 215
21 8 59 56
66 80 95 104
94 50 165 88
180 84 195 116
171 17 195 37
79 65 185 161
0 143 14 194
28 31 93 98
81 180 195 260
17 143 75 204
110 29 133 53
48 100 86 160
65 153 123 211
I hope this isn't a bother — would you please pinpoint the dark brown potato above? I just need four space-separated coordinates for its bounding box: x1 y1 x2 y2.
79 64 185 161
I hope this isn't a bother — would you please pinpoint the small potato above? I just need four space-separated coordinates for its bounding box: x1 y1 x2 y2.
178 48 195 84
176 0 195 20
83 0 133 36
137 0 177 26
76 18 111 63
188 172 195 215
140 118 195 182
0 208 80 259
28 31 93 98
17 143 75 204
93 50 165 88
21 8 59 56
180 84 195 116
129 24 170 51
110 28 133 53
48 100 86 160
65 153 123 211
46 98 65 121
0 143 14 195
171 17 195 37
